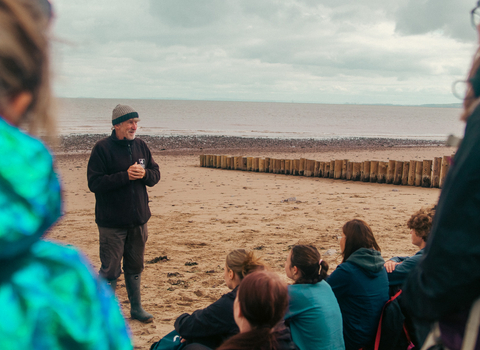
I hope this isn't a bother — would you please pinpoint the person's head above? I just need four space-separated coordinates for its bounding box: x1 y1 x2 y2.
224 249 265 289
285 245 328 284
0 0 54 135
461 1 480 121
233 270 288 332
112 104 140 140
407 205 436 247
340 219 380 263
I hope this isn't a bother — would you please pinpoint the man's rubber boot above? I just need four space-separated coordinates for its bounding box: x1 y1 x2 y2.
107 279 117 291
125 273 154 323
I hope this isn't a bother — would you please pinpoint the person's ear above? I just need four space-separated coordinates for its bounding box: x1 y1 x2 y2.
228 269 235 280
292 266 298 276
3 91 32 125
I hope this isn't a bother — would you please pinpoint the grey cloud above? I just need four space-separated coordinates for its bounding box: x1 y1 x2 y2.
393 0 475 41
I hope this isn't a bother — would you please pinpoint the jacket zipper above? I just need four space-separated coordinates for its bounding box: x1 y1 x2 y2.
128 143 136 219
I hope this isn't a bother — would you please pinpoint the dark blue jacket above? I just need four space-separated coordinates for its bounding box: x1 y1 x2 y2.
327 248 389 350
387 249 424 287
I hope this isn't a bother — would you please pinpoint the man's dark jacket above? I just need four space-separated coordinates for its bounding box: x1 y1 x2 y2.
87 131 160 228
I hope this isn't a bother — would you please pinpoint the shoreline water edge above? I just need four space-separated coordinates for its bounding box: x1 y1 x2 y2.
53 134 449 155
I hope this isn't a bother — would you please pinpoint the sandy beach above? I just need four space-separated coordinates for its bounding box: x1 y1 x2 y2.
46 135 455 350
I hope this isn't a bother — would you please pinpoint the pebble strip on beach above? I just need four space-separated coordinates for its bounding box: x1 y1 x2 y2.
53 134 447 155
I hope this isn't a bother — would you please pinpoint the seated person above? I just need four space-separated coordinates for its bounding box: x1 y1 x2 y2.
327 219 389 350
284 245 345 350
216 270 299 350
174 249 265 349
384 206 436 293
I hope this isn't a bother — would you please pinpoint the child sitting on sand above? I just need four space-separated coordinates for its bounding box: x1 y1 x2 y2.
327 219 389 350
384 205 436 294
171 249 266 349
284 245 345 350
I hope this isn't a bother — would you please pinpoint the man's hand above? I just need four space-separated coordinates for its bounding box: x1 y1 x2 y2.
128 162 146 180
384 260 400 273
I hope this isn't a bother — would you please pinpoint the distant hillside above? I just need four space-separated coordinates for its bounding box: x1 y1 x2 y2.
418 103 462 108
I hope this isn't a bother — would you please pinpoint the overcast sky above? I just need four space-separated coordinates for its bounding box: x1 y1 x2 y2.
52 0 478 105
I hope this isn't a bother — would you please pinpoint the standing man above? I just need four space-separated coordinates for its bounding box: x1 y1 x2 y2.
87 104 160 323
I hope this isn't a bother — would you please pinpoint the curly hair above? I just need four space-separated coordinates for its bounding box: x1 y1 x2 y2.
407 205 436 241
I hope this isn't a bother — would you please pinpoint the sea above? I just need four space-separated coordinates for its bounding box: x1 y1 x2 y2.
56 98 465 140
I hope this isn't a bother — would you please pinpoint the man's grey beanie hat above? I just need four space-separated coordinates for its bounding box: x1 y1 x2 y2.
112 104 139 125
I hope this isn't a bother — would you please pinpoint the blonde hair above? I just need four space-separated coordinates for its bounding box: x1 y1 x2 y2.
0 0 55 137
225 249 265 280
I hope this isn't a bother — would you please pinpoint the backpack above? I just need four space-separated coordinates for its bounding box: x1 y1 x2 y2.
365 290 414 350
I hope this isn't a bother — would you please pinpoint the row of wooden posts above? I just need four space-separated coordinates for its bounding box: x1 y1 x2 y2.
200 154 453 189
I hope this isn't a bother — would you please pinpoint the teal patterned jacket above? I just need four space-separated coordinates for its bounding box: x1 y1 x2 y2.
0 117 132 350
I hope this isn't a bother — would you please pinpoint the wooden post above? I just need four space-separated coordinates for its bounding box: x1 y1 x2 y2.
220 156 227 169
378 161 387 183
242 157 248 171
341 160 348 180
310 159 317 177
440 156 451 188
227 156 232 170
415 161 423 186
259 158 265 172
408 160 416 186
299 158 306 176
252 157 260 173
289 159 294 175
324 162 330 178
233 156 239 170
329 160 335 178
422 160 433 188
247 157 253 171
362 161 371 182
269 158 275 173
352 162 362 181
280 159 285 174
216 155 221 168
346 162 353 180
370 161 379 183
292 159 299 175
319 162 325 177
334 160 343 179
432 157 442 188
314 161 320 177
393 161 404 185
386 160 395 184
402 161 409 185
264 157 270 173
284 159 291 175
211 155 216 168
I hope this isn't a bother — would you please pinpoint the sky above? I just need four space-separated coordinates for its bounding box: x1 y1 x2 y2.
52 0 479 105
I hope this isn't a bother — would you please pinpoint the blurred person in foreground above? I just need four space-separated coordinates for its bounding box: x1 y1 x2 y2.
0 0 132 348
402 3 480 349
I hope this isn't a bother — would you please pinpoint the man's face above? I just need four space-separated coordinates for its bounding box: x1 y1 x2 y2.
115 119 138 140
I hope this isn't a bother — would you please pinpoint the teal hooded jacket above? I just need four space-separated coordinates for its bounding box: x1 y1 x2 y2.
0 117 132 350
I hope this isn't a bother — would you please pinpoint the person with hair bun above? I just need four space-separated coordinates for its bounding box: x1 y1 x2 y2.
384 205 436 291
327 219 389 350
173 249 266 349
216 270 298 350
284 245 344 350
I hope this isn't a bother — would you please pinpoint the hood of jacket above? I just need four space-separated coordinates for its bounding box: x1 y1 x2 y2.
346 247 385 277
0 117 62 260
